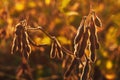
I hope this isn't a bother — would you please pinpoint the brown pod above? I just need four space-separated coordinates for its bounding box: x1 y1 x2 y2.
74 16 86 45
89 34 96 62
22 42 28 59
15 24 22 35
15 24 24 36
56 45 63 59
26 44 31 54
90 47 96 63
26 52 30 59
94 34 99 49
22 43 31 54
90 17 99 49
64 58 78 78
50 41 57 59
11 36 18 54
91 11 102 27
17 35 22 50
15 24 23 51
22 33 27 45
94 15 102 27
74 43 80 56
81 58 90 80
54 37 63 59
22 32 28 44
22 32 31 54
77 27 89 58
89 21 97 62
23 48 29 60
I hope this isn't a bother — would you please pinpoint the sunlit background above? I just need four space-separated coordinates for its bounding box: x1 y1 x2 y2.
0 0 120 80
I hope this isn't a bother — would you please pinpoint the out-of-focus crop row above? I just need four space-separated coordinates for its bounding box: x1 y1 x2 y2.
0 0 120 80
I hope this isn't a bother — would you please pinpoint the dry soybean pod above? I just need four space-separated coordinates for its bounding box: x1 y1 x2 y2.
26 44 31 54
22 31 28 44
90 16 99 49
89 18 96 62
54 37 63 59
92 11 102 27
17 35 22 52
93 28 99 49
74 16 86 45
16 25 23 52
15 24 22 35
77 27 89 58
11 36 18 54
64 58 78 78
74 43 80 56
81 56 90 80
95 36 99 49
11 23 23 54
22 31 31 54
56 44 63 59
50 41 57 59
89 33 96 62
90 46 96 63
23 42 31 58
23 46 29 60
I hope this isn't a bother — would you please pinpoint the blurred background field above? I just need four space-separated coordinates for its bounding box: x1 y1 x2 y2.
0 0 120 80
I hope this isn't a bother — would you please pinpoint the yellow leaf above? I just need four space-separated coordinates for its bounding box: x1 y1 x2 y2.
96 60 101 66
65 11 79 16
57 36 71 45
15 2 24 11
41 36 51 45
106 60 113 69
59 0 70 12
106 27 117 48
34 36 51 45
34 37 41 44
45 0 51 5
105 73 116 80
102 51 108 57
28 1 36 8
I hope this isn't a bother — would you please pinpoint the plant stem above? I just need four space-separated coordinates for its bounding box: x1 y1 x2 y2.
27 26 74 56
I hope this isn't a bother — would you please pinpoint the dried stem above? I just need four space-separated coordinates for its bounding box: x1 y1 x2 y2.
27 26 74 56
11 7 101 79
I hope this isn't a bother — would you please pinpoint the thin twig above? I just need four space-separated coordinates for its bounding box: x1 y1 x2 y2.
27 26 53 40
27 26 74 56
61 47 74 56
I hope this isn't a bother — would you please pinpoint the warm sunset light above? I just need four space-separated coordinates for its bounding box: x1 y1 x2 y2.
0 0 120 80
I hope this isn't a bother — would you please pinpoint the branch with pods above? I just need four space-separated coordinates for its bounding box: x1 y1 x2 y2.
11 9 102 80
